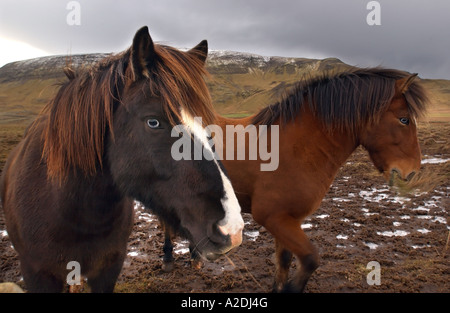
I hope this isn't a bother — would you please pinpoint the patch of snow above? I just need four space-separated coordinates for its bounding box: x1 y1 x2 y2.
174 240 190 255
417 229 431 234
362 208 379 216
412 244 432 249
333 197 351 202
134 201 144 210
392 196 410 205
364 242 379 250
208 50 272 68
377 230 409 237
432 216 447 224
138 212 155 223
336 234 348 240
412 206 430 212
420 200 439 209
315 214 329 219
244 230 260 241
359 187 412 205
301 223 313 230
421 157 450 164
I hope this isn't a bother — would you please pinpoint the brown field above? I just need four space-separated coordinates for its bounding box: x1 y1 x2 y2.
0 55 449 293
1 121 448 293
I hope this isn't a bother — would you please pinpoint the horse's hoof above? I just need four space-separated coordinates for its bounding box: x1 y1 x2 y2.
162 261 174 272
271 287 282 293
271 282 284 293
281 281 305 293
190 258 203 270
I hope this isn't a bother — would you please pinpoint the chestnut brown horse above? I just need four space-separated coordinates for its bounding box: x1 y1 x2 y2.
0 26 244 292
162 67 428 292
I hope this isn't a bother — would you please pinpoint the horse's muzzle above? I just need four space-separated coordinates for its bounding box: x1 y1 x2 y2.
218 224 243 249
388 168 417 186
203 223 243 261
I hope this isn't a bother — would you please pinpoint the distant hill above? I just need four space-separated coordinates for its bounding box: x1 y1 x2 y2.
419 79 450 122
1 50 449 169
0 51 449 131
206 51 352 115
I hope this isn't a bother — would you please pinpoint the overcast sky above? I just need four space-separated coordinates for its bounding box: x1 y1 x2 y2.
0 0 449 79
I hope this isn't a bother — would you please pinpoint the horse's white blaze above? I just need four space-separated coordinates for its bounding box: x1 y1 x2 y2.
180 110 244 239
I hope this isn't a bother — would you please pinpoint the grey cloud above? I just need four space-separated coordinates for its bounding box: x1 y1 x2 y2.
0 0 449 79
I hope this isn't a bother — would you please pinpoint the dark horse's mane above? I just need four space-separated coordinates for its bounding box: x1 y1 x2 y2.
39 45 213 181
251 67 428 132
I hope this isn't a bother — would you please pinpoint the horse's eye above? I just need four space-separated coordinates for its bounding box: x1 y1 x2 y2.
399 117 410 125
147 119 160 129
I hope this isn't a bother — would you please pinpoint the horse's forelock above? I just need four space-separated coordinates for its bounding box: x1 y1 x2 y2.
151 45 214 127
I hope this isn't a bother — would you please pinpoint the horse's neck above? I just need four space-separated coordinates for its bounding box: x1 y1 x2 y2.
62 167 123 211
288 107 359 182
215 110 358 167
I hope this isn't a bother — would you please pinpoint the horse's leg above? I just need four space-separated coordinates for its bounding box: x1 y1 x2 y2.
162 223 175 272
189 243 204 270
273 239 293 292
21 263 64 293
161 222 203 271
263 214 319 293
87 254 125 293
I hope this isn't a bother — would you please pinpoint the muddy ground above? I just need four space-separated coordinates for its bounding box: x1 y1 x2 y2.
0 122 449 293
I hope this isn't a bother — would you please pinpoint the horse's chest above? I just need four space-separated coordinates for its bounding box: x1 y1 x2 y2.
57 199 134 245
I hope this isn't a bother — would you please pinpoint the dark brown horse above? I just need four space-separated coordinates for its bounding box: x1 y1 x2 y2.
162 67 428 292
0 26 244 292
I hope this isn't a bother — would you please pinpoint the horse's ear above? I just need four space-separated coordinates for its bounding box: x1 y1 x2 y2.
188 40 208 64
63 66 76 80
396 73 418 94
130 26 155 79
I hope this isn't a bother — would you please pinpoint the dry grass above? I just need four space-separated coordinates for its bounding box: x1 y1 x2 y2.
389 121 450 196
392 163 449 196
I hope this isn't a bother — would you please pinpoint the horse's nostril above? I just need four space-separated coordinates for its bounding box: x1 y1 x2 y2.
389 169 398 186
217 224 228 237
207 223 229 246
406 171 416 181
218 224 243 248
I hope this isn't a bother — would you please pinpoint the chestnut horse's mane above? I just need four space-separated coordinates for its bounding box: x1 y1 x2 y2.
40 45 213 181
252 67 428 132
